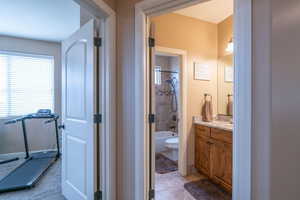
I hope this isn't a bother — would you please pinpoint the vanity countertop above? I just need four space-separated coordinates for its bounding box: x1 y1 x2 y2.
194 118 233 132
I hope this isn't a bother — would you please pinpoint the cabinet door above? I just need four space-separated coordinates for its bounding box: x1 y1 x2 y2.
211 141 232 191
195 125 211 137
195 135 201 170
195 136 211 177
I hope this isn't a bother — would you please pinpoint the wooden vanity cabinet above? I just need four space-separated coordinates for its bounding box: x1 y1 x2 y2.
195 135 211 177
211 140 232 191
195 124 232 192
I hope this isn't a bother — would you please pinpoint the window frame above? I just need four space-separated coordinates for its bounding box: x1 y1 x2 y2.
0 50 55 119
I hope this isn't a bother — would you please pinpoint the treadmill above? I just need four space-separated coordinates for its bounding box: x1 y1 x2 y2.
0 109 60 193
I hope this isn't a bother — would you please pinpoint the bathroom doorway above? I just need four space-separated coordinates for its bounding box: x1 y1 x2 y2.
154 47 188 179
153 48 187 182
154 53 180 172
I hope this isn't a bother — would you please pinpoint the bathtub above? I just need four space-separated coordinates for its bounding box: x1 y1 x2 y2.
155 131 177 153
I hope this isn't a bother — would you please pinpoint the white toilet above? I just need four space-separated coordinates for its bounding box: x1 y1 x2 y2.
164 137 179 161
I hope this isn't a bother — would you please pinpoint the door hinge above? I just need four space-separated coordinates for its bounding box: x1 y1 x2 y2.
148 114 155 124
148 37 155 47
94 114 102 124
94 37 102 47
149 189 155 199
94 190 102 200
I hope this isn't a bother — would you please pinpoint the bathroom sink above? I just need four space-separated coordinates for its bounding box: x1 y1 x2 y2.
222 123 233 128
193 117 233 131
211 120 233 130
213 120 230 125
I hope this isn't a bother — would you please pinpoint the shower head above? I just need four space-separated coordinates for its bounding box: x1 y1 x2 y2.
161 78 178 113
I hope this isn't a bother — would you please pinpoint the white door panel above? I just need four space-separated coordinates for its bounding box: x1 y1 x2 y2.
62 19 98 200
66 42 87 120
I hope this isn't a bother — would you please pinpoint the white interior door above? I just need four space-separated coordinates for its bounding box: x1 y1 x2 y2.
61 19 99 200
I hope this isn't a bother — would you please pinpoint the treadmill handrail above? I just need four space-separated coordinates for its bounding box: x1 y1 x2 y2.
5 114 59 125
25 113 59 119
4 117 26 125
44 116 59 124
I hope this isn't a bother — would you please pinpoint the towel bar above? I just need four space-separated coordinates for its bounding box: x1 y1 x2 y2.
204 93 212 101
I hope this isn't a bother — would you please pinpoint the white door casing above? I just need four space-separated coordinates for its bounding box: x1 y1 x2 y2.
61 19 98 200
155 46 188 176
74 1 117 199
148 22 156 196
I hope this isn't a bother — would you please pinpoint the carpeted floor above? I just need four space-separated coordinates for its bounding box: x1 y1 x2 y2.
184 179 231 200
155 153 178 174
0 158 64 200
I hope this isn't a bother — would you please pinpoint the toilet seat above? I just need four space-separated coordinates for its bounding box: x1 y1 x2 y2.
165 137 179 149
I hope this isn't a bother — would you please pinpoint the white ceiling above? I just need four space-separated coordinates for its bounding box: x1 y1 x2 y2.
0 0 80 42
174 0 233 24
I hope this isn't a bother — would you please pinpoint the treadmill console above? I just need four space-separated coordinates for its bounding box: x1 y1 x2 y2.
37 109 52 115
26 109 55 119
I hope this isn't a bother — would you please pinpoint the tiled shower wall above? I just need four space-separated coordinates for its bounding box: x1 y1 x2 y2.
155 55 179 132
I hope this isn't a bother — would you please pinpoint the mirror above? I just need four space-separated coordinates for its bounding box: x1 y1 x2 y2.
217 54 234 116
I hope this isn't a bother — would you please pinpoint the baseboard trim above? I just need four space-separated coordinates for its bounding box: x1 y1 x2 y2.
0 149 57 160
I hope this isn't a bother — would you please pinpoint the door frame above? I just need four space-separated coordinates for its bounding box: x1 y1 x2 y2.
155 46 188 176
134 0 252 200
72 1 116 200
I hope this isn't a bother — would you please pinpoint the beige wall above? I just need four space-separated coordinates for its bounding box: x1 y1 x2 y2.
153 14 234 119
151 13 218 167
217 16 233 115
218 16 233 58
217 55 233 114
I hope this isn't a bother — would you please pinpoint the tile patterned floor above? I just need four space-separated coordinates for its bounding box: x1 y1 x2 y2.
0 158 64 200
155 171 205 200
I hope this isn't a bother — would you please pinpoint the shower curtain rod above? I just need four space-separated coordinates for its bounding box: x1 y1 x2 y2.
156 69 178 74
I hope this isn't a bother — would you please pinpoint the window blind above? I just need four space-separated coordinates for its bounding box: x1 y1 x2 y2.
0 52 54 118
